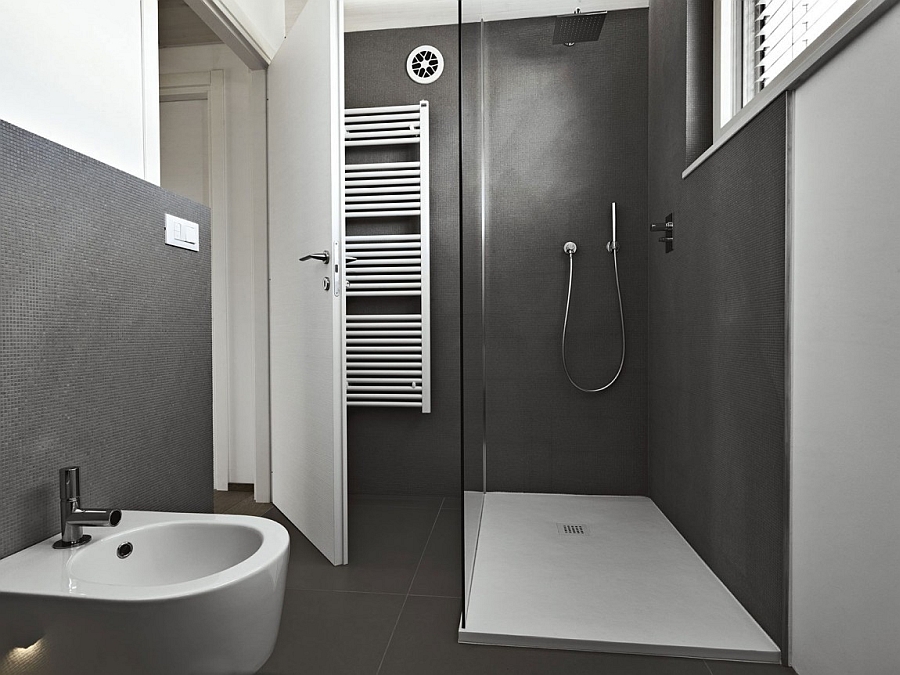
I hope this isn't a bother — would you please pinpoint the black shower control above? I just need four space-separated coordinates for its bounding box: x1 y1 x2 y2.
650 213 674 253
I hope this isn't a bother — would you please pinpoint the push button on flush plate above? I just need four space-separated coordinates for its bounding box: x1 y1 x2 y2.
165 213 200 252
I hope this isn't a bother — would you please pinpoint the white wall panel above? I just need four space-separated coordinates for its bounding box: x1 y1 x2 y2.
790 4 900 674
226 0 286 49
0 0 152 179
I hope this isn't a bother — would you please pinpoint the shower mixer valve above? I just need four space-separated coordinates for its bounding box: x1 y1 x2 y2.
650 213 674 253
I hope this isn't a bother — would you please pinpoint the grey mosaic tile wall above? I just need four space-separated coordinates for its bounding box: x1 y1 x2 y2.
648 1 787 650
345 12 649 497
480 11 649 494
344 25 463 497
0 121 213 560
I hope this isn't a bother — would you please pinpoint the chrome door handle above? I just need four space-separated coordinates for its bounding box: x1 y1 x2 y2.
299 250 330 264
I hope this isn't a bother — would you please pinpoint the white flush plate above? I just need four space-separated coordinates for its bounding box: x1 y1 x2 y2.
165 213 200 252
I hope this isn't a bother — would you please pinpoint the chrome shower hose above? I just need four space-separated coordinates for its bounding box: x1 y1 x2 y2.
561 249 625 393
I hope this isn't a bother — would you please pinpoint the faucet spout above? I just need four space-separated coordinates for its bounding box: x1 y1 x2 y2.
67 508 122 528
53 467 121 549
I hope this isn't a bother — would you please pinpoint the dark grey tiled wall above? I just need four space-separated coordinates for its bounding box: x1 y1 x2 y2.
685 0 713 166
346 12 649 497
648 2 787 650
481 12 649 494
0 121 213 560
344 25 462 496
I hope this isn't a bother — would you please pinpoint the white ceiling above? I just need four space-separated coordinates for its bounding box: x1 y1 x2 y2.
290 0 647 34
164 0 649 50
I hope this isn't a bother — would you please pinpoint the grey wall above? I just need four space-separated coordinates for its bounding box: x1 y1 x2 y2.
345 12 648 497
344 25 462 496
481 11 649 494
648 1 787 651
347 7 789 652
0 121 213 560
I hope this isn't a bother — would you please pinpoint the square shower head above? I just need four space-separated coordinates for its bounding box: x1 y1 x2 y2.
552 11 607 45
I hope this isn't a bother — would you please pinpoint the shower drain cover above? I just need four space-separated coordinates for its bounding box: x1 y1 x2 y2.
557 523 590 536
407 45 444 84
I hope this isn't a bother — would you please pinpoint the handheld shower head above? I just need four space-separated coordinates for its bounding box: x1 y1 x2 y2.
564 241 577 255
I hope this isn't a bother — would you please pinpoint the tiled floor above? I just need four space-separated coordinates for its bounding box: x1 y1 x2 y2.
254 495 797 675
213 489 273 516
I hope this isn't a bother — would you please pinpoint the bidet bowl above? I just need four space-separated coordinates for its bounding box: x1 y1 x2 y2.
0 511 289 675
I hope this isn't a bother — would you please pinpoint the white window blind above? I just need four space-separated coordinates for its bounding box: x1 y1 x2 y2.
748 0 855 101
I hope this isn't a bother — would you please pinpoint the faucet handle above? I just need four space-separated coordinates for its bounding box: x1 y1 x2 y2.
59 466 81 502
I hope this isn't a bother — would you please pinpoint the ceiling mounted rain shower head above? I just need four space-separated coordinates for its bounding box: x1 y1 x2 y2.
553 9 607 46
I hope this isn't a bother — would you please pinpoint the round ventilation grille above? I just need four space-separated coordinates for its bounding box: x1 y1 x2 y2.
406 45 444 84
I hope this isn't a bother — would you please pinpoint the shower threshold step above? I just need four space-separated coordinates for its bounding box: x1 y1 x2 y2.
459 493 780 664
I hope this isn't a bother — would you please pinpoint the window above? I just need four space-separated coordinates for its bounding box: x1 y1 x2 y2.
716 0 857 131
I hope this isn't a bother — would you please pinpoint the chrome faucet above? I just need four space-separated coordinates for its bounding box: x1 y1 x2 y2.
52 466 122 549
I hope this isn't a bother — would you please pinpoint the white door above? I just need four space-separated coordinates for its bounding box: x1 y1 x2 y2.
268 0 347 565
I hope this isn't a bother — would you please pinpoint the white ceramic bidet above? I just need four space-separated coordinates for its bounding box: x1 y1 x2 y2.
0 511 289 675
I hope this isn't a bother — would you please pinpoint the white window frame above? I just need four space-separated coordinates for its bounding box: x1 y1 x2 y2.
718 0 864 136
714 0 743 137
696 0 896 177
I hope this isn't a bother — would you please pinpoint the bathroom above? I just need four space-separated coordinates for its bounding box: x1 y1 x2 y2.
1 0 899 674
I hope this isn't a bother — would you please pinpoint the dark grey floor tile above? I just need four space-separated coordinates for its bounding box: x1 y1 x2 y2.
706 660 796 675
409 508 461 598
213 490 249 513
258 589 404 675
226 499 273 517
267 502 439 593
350 494 445 510
379 596 711 675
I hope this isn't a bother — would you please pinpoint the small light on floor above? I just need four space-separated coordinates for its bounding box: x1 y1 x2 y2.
12 640 40 654
3 639 45 672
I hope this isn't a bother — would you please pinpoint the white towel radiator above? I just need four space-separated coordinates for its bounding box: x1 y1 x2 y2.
343 101 431 412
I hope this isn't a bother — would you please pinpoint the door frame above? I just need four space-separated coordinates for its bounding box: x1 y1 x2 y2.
337 1 348 560
249 69 272 503
160 70 231 491
140 0 161 184
183 0 278 70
